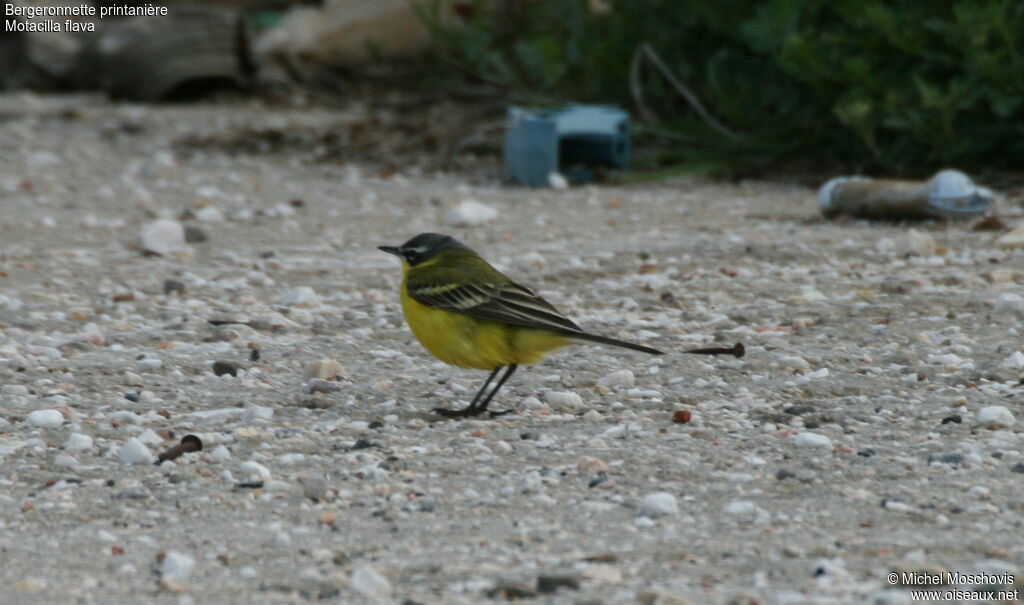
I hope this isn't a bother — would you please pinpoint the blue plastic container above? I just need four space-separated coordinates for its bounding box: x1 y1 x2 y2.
504 105 630 186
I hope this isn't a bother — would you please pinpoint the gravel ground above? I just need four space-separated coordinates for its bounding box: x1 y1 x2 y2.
1 93 1023 605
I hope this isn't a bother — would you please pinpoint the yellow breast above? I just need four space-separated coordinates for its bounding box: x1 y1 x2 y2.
399 285 570 369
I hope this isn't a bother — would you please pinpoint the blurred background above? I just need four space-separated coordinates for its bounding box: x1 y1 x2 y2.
4 0 1024 180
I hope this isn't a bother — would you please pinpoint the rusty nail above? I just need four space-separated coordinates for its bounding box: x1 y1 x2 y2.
685 342 745 358
154 434 203 465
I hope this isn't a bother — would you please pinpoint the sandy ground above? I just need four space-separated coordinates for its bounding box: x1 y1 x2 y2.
1 93 1023 605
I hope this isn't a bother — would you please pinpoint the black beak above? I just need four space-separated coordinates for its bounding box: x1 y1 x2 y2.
378 246 402 257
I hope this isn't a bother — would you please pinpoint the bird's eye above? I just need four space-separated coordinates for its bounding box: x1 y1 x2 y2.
403 250 422 264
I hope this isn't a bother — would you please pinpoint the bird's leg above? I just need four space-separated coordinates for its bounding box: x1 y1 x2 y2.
433 367 502 418
473 364 518 417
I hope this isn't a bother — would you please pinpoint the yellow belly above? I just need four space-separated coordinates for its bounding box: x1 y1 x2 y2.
400 290 570 369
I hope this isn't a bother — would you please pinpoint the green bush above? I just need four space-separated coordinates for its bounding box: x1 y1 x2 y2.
418 0 1024 175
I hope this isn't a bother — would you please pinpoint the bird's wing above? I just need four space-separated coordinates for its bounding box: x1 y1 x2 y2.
406 278 584 334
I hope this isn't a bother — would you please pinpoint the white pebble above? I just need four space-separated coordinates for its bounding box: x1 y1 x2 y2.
243 405 274 423
303 359 343 380
239 460 271 482
994 293 1024 314
978 406 1015 429
64 433 93 451
209 445 231 462
444 199 497 227
723 500 758 516
2 384 29 396
119 438 154 465
193 206 224 223
124 372 145 387
792 432 833 450
1002 351 1024 369
137 358 163 371
239 566 258 578
161 551 195 582
281 286 319 307
598 369 635 389
140 219 186 256
545 390 584 411
904 229 936 257
54 454 78 468
548 172 569 189
28 409 64 428
136 429 164 445
996 225 1024 250
637 492 679 518
351 565 392 599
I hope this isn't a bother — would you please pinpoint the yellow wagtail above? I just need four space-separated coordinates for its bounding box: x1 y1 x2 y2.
379 233 663 418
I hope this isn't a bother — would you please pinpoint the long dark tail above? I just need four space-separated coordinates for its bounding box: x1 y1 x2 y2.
570 332 663 355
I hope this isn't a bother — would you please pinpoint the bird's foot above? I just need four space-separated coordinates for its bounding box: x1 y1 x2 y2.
432 406 513 419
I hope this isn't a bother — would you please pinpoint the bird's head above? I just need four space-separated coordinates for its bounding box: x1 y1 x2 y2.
378 233 465 268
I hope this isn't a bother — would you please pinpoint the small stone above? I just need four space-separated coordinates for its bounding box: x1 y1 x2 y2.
137 428 164 445
488 580 537 599
281 286 319 307
140 219 187 255
577 456 610 473
209 445 231 462
54 454 78 467
243 405 273 422
882 498 913 513
545 391 584 412
239 460 271 482
304 378 343 394
163 279 186 295
996 224 1024 249
1011 463 1024 474
160 551 195 582
671 409 692 424
978 406 1015 429
211 360 239 377
124 372 145 387
351 565 391 599
298 476 329 502
119 438 154 465
792 432 833 450
183 225 207 243
3 384 29 395
723 500 758 517
536 574 580 593
904 229 936 256
994 293 1024 314
137 358 163 371
1002 351 1024 369
927 452 963 466
444 199 497 227
28 409 64 428
784 404 816 416
941 415 962 425
597 369 634 389
194 206 224 223
581 563 622 584
547 172 569 190
304 359 343 380
637 492 678 518
65 433 93 451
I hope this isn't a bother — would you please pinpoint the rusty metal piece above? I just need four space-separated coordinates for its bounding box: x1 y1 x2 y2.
154 434 203 465
685 342 745 358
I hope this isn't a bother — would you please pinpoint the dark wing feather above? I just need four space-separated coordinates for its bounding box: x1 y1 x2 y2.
407 279 583 334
